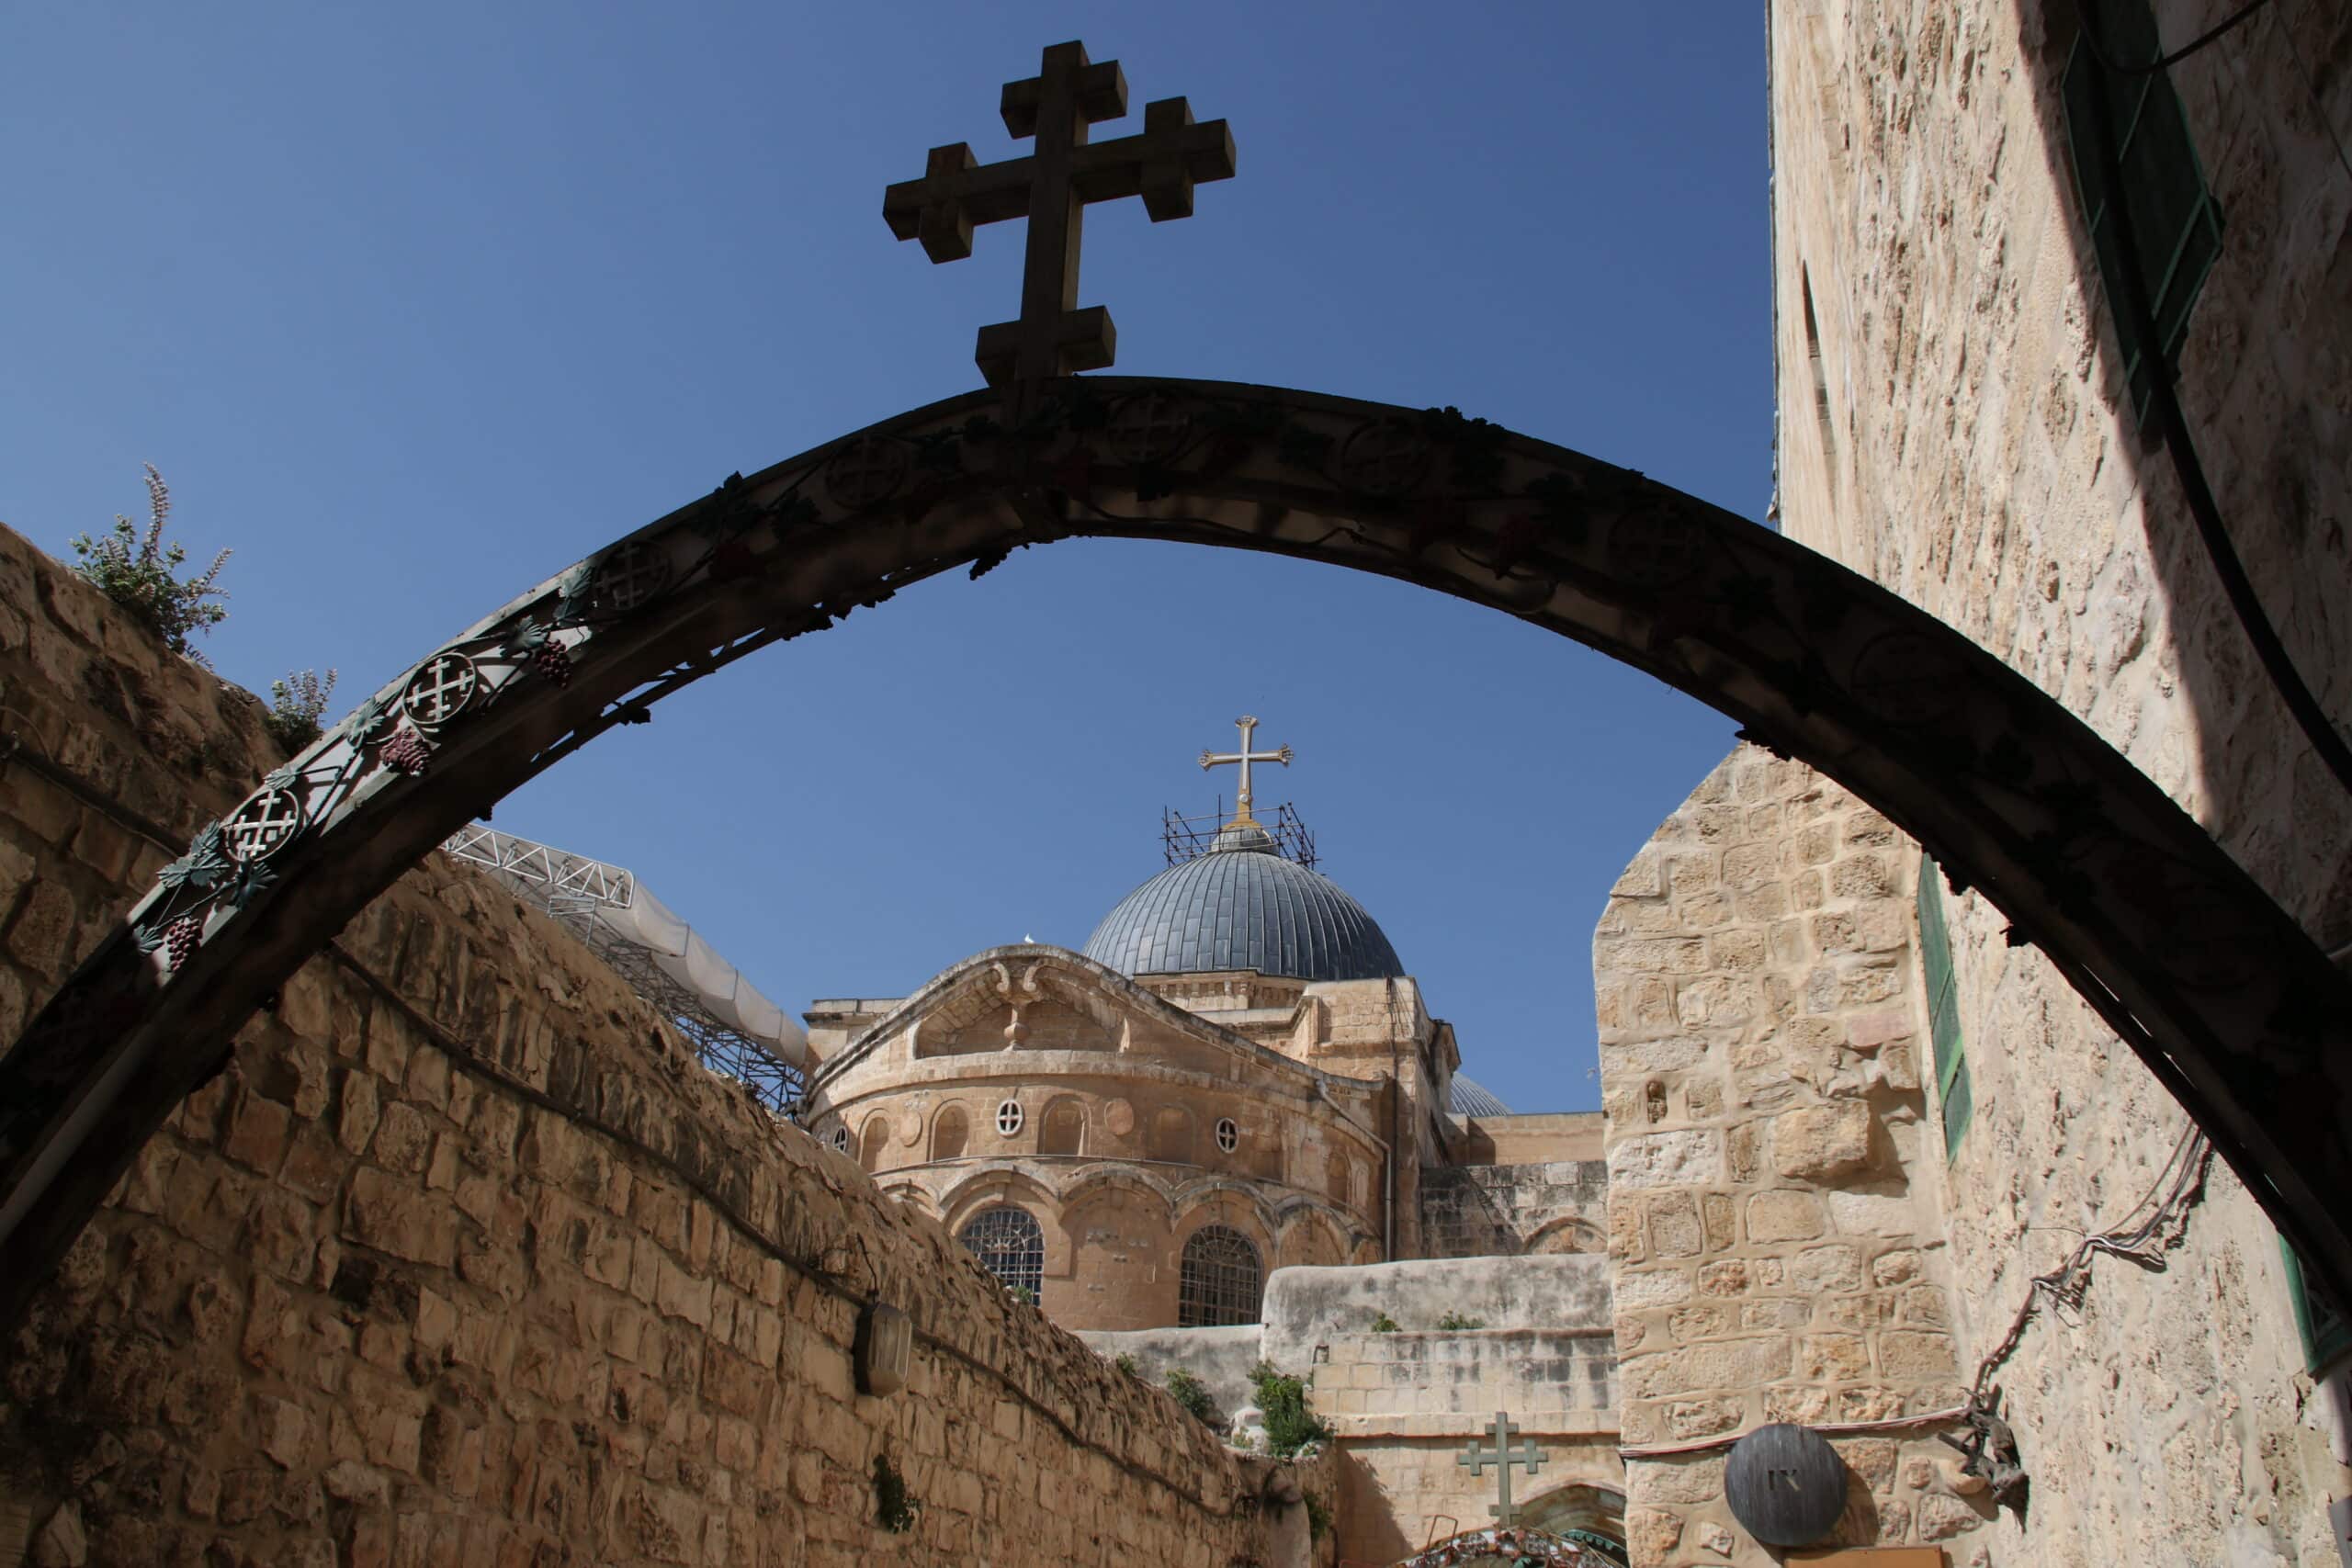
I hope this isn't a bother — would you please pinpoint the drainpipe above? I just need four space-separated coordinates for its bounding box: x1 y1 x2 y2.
1385 978 1403 1262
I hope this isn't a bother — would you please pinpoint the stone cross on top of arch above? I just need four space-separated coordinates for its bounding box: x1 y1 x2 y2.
883 40 1236 388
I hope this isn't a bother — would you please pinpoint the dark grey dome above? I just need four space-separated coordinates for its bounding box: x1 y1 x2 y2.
1082 825 1405 982
1449 1074 1512 1118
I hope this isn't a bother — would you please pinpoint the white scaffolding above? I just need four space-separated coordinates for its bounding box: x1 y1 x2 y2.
442 824 808 1111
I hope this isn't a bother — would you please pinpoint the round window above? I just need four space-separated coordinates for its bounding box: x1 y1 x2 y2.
996 1100 1024 1136
1216 1117 1239 1154
829 1124 851 1153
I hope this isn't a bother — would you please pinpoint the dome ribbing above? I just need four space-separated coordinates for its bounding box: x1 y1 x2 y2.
1081 832 1404 983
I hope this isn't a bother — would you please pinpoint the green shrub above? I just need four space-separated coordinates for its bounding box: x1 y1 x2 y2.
1162 1367 1216 1425
1370 1312 1399 1333
1304 1491 1333 1541
872 1453 918 1533
1247 1361 1334 1459
1434 1311 1487 1330
1113 1351 1139 1378
264 668 338 752
67 465 230 668
1007 1284 1036 1307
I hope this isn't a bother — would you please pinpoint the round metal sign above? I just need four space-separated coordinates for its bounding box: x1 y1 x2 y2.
1724 1423 1848 1547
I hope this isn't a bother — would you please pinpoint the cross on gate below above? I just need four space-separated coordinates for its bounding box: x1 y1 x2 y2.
1457 1411 1546 1529
883 39 1236 388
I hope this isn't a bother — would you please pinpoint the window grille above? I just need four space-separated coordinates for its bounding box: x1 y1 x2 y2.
829 1124 851 1154
996 1099 1024 1136
1178 1224 1263 1327
959 1206 1044 1300
1917 855 1973 1154
1215 1117 1239 1154
2061 0 2224 428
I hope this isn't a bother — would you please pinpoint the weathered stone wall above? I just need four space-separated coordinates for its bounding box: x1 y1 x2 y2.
1418 1161 1608 1260
1768 3 2352 1564
1595 747 1977 1564
0 520 1313 1566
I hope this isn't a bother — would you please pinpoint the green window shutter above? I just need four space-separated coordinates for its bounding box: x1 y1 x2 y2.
2060 0 2225 429
2281 1241 2352 1378
1916 856 1973 1154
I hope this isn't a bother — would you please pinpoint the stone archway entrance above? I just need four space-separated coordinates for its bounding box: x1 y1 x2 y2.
0 370 2346 1326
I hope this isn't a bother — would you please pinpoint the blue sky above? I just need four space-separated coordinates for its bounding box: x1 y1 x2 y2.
3 3 1769 1113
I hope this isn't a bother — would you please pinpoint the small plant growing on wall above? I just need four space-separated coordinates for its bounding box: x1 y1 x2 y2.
1304 1492 1333 1541
1007 1284 1036 1307
66 464 231 668
1370 1312 1399 1333
1163 1368 1216 1425
872 1453 919 1533
1247 1361 1334 1459
264 668 338 752
1434 1311 1487 1330
1113 1351 1140 1378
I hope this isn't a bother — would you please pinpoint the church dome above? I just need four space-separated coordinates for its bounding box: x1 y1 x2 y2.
1448 1074 1512 1118
1081 822 1406 982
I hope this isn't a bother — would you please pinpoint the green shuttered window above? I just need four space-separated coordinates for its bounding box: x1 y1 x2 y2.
2281 1242 2352 1378
2061 0 2225 428
1917 855 1973 1155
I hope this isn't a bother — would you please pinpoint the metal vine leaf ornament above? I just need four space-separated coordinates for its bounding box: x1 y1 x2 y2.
1395 1528 1610 1566
115 466 831 978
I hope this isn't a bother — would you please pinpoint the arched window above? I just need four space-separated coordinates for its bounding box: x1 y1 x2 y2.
1177 1224 1263 1327
858 1115 890 1173
930 1103 969 1162
958 1206 1043 1300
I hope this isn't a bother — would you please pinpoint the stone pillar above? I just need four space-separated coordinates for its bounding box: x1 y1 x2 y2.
1595 745 1982 1564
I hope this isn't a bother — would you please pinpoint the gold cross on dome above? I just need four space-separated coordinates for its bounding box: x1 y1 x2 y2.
883 40 1237 388
1199 716 1291 828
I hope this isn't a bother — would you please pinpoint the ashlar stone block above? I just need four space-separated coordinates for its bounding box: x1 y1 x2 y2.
1773 1101 1876 1180
1609 1129 1724 1188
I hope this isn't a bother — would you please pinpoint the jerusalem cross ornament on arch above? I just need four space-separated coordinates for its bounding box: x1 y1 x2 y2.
883 39 1237 388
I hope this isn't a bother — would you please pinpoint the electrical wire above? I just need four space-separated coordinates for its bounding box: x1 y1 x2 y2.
2074 1 2352 800
1616 1123 2211 1463
2074 0 2276 74
1967 1122 2211 1395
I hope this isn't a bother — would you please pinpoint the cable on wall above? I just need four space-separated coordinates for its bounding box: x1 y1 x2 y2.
2072 0 2352 799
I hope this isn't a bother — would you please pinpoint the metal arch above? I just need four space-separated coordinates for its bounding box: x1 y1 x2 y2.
0 373 2346 1332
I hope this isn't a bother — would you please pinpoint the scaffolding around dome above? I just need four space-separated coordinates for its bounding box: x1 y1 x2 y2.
442 825 808 1111
1161 799 1317 869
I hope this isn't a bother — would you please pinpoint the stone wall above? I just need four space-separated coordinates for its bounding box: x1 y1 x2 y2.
1418 1162 1608 1260
1768 3 2352 1564
1595 747 1977 1564
1076 1325 1268 1432
0 520 1314 1567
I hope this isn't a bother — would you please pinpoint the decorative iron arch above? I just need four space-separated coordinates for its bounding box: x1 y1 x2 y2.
0 373 2346 1327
